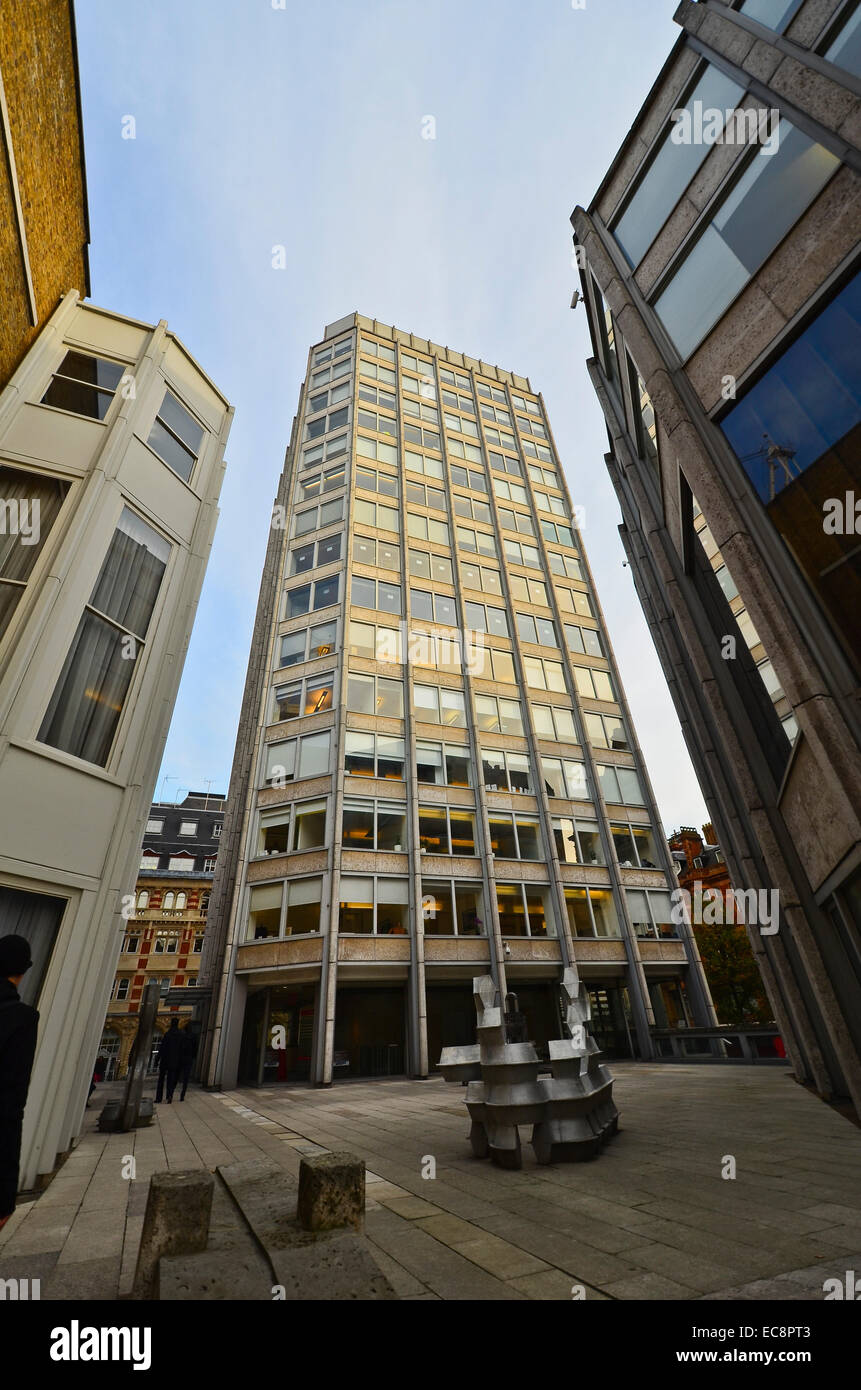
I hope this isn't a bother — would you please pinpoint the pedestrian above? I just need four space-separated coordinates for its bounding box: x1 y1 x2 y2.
178 1025 197 1102
154 1018 183 1104
0 935 39 1231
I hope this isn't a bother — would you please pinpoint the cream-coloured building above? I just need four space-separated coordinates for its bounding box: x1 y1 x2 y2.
0 291 232 1190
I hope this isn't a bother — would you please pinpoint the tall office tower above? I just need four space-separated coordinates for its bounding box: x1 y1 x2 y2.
0 292 232 1189
201 311 717 1090
571 0 861 1115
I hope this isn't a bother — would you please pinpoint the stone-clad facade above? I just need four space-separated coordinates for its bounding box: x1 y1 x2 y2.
0 0 90 390
572 0 861 1115
200 313 718 1091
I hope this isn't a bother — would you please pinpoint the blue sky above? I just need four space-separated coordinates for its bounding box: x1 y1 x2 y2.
74 0 708 833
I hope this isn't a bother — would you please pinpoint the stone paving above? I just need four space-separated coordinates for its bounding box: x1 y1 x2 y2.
1 1062 859 1300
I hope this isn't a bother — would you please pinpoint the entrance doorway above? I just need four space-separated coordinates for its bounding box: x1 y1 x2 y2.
334 986 406 1077
97 1030 121 1080
427 985 475 1070
587 986 635 1058
508 982 562 1056
237 985 316 1084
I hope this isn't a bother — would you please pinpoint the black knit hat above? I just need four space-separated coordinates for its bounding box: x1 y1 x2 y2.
0 935 33 977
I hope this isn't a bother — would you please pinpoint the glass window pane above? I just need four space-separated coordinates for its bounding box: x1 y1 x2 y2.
422 880 454 935
376 677 403 717
416 741 443 783
496 883 526 937
419 805 449 854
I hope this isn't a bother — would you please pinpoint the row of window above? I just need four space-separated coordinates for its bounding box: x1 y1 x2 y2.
247 871 674 942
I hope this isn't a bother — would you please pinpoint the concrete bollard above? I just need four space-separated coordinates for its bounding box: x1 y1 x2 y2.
297 1152 364 1233
132 1170 214 1299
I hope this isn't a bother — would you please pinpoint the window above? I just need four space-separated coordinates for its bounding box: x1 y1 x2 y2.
256 799 327 860
823 4 861 76
357 407 398 437
534 489 566 518
510 393 541 416
719 271 861 662
496 883 555 938
509 575 548 606
523 656 567 692
503 538 541 569
293 496 345 536
247 876 323 940
145 389 205 483
415 740 472 787
447 438 483 464
357 435 398 466
38 508 171 767
422 879 484 936
612 65 745 267
358 383 397 411
403 423 441 451
272 671 334 722
565 888 620 939
532 704 578 742
474 694 524 736
178 821 198 836
348 620 402 663
352 534 400 571
527 461 557 487
339 876 409 935
306 406 350 442
460 562 502 596
480 748 532 793
345 731 405 779
738 0 803 31
611 821 660 869
284 575 341 618
248 883 283 939
457 526 497 559
360 338 396 363
516 614 558 647
403 373 437 400
290 533 342 574
654 121 840 359
522 438 553 463
598 764 645 806
443 390 477 415
358 358 396 387
565 623 603 658
463 603 508 637
193 934 205 952
342 799 408 851
123 930 141 950
351 575 402 616
145 819 163 834
141 852 159 870
627 355 659 475
408 630 463 674
213 823 223 837
202 855 217 872
483 426 517 451
464 641 515 684
408 549 453 584
571 666 615 701
114 978 130 1000
488 450 522 477
410 589 457 626
584 712 630 751
0 467 69 642
404 448 444 481
450 464 487 494
627 889 679 940
413 684 466 728
440 366 471 389
481 403 512 427
347 672 404 718
498 507 535 538
264 729 332 784
541 520 575 547
402 397 439 424
278 619 338 669
418 805 476 856
407 513 450 546
542 757 589 800
154 931 179 953
354 498 400 533
493 477 529 506
168 853 195 871
487 812 541 860
41 349 126 421
406 481 447 513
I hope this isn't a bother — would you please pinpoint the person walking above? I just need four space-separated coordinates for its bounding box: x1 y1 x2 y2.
154 1018 183 1104
0 935 39 1231
178 1024 197 1101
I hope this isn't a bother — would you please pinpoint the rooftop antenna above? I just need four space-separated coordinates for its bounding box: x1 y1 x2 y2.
201 779 215 809
159 774 178 804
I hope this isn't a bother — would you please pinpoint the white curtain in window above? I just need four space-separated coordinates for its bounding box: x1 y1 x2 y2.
0 886 66 1006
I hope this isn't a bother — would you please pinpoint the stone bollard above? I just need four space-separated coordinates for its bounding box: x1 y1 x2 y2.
132 1170 214 1299
297 1152 364 1233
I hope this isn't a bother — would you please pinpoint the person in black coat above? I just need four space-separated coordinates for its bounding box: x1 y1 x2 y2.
0 935 39 1229
154 1018 184 1104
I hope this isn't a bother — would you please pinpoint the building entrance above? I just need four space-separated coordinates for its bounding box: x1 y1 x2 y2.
334 986 406 1077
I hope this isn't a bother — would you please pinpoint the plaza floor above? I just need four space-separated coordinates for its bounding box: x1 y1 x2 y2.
1 1062 859 1300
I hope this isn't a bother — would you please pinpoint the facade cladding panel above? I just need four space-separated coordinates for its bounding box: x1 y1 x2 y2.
571 0 861 1116
200 314 717 1088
